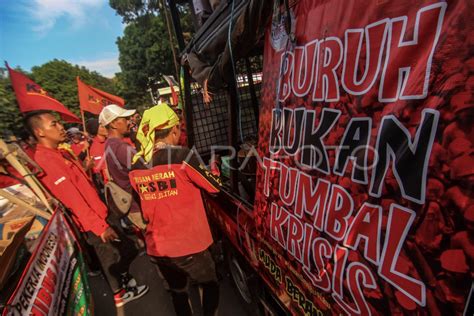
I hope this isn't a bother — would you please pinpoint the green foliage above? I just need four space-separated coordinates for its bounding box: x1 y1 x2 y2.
109 0 160 23
111 0 195 109
0 67 24 138
30 59 119 118
0 60 119 137
116 14 174 109
114 72 150 112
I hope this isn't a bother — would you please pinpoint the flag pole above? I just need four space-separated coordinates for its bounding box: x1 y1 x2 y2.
78 76 87 136
77 77 93 176
80 109 91 156
80 109 93 177
78 77 90 155
80 109 87 135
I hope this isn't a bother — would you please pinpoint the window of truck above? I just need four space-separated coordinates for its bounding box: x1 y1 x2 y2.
185 56 262 204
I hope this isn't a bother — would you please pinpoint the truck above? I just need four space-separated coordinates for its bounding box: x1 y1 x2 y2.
168 0 474 315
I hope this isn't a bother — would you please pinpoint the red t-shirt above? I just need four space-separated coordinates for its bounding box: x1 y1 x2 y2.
21 144 36 159
89 136 108 182
129 147 221 257
123 137 135 148
34 144 109 236
71 141 87 158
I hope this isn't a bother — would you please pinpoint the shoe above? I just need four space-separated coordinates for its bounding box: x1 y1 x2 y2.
120 273 139 289
114 284 149 307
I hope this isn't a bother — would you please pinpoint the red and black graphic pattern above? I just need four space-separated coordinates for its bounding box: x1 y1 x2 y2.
252 0 474 315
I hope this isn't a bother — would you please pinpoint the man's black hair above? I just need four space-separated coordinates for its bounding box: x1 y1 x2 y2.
154 127 173 140
86 118 99 136
23 110 53 140
17 129 30 141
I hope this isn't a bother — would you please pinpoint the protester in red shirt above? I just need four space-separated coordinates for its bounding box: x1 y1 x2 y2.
24 110 148 307
68 127 89 159
99 104 145 230
86 118 109 185
130 104 222 316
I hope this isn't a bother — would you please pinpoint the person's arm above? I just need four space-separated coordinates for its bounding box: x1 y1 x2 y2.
37 163 110 237
182 149 222 193
78 139 90 160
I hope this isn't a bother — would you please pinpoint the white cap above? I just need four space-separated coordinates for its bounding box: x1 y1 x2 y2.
99 104 136 126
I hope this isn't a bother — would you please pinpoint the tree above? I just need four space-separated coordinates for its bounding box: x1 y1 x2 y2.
30 59 119 117
0 67 24 138
109 0 161 23
116 14 175 109
111 0 195 109
0 60 119 137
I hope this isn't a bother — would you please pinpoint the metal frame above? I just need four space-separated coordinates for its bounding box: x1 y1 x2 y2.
167 0 262 194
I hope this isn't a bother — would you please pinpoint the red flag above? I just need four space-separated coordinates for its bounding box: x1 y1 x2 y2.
77 77 124 115
6 63 80 123
163 75 179 106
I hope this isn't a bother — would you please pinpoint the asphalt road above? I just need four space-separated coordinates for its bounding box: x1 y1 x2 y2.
89 251 248 316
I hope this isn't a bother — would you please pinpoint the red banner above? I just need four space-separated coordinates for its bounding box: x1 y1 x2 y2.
6 64 80 123
3 211 93 316
254 0 473 315
77 77 124 115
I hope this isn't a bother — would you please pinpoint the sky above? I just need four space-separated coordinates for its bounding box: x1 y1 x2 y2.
0 0 125 78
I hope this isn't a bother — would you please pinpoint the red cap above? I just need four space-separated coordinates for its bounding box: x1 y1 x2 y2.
440 249 469 273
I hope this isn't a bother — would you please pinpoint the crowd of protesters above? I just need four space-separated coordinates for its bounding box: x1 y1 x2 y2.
12 89 473 316
17 101 221 316
23 109 149 308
